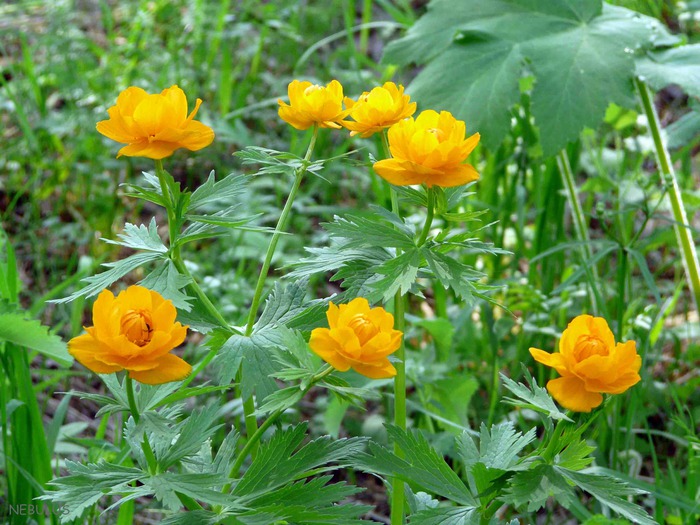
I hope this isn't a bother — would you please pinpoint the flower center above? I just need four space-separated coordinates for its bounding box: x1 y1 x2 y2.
304 84 323 96
120 309 154 347
574 336 609 361
427 127 445 141
348 314 379 346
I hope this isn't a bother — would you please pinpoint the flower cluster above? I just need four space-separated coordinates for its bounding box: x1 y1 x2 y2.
530 315 642 412
277 79 480 188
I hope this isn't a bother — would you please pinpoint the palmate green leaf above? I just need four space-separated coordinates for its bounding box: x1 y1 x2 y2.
458 423 536 471
636 44 700 98
370 248 421 302
409 506 483 525
189 171 248 210
667 108 700 150
256 278 310 329
502 463 576 511
558 467 656 525
103 218 167 253
0 305 72 366
156 404 223 470
422 248 483 302
323 211 415 250
361 426 476 506
384 0 677 155
233 423 368 500
500 370 573 422
144 472 234 511
40 460 143 522
140 259 193 311
54 251 164 303
213 327 293 401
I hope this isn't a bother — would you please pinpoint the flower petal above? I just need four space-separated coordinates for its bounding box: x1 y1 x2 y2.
352 359 397 379
68 333 123 374
547 376 603 412
128 353 192 385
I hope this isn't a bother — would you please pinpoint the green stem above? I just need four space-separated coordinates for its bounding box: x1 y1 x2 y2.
222 365 334 494
542 419 567 463
125 376 139 424
556 150 599 313
636 78 700 311
240 125 319 455
390 188 407 525
153 160 234 379
417 187 435 245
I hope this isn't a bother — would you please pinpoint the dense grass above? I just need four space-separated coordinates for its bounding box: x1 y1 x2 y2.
1 0 699 523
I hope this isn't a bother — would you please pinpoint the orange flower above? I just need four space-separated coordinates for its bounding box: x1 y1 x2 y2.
530 315 642 412
309 298 402 379
373 110 480 188
278 80 350 130
68 286 190 385
96 85 215 159
343 82 416 138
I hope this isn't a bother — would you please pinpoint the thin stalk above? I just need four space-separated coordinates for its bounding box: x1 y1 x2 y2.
240 126 319 455
380 128 409 525
154 160 234 335
417 188 435 245
556 150 599 313
125 376 140 424
636 79 700 311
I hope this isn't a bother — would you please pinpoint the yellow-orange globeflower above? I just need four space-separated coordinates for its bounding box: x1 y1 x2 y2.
309 298 402 379
343 82 416 138
278 80 350 130
96 85 215 159
68 286 190 385
530 315 642 412
373 110 480 188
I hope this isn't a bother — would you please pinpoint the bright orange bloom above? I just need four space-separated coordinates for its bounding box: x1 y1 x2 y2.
343 82 416 138
96 85 215 159
373 110 480 188
530 315 641 412
68 286 190 385
309 298 402 379
278 80 350 130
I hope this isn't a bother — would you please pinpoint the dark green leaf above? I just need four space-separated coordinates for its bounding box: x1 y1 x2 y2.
385 0 677 154
636 44 700 98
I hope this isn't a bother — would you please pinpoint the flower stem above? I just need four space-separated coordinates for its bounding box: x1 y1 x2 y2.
635 79 700 311
240 125 319 456
153 160 234 382
417 187 435 245
390 283 407 525
125 375 139 424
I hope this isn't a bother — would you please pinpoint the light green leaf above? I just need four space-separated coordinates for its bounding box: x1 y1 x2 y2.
636 44 700 98
502 463 575 511
233 423 367 500
54 252 163 304
189 171 248 210
256 278 310 329
500 370 573 422
140 259 193 311
361 426 475 506
558 467 656 525
370 248 421 302
384 0 677 155
458 422 536 471
103 218 167 253
0 308 72 366
409 506 481 525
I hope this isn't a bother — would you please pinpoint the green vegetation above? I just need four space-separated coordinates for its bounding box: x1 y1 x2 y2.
1 0 699 524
